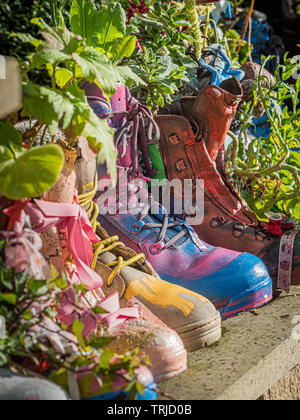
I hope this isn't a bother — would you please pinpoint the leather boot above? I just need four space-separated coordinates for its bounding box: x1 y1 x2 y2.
164 77 243 161
156 97 300 291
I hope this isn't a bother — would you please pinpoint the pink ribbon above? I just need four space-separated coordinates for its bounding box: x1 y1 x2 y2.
24 199 139 330
25 199 102 290
277 229 298 293
59 289 139 336
93 291 139 329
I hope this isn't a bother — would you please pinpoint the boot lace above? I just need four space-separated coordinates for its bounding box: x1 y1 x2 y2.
79 181 146 287
86 93 203 254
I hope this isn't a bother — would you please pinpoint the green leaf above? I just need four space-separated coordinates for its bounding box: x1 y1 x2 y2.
0 293 17 305
73 283 89 294
0 352 8 367
116 66 145 88
88 336 115 348
31 18 80 54
31 48 72 69
109 36 137 64
99 348 115 369
27 279 48 295
91 307 109 315
23 82 88 136
10 32 42 48
72 318 85 348
72 50 119 96
0 123 22 149
55 68 73 89
22 83 63 135
0 144 64 200
22 308 33 320
70 0 100 43
95 3 126 51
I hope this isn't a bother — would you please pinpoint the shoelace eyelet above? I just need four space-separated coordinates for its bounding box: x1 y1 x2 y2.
149 242 165 255
131 221 145 235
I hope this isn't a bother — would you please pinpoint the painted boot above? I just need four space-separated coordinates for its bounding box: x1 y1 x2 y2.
31 318 158 400
24 195 187 383
12 123 188 383
75 135 221 350
156 88 300 292
83 82 272 320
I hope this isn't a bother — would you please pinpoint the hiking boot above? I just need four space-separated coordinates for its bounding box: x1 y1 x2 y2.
165 77 243 161
82 82 272 319
156 97 300 292
74 130 222 349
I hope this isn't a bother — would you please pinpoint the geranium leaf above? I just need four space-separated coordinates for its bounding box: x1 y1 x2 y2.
0 122 22 148
0 144 64 200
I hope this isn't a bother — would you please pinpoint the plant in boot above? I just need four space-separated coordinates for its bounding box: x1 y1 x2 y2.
155 55 300 292
69 0 138 65
228 55 300 222
126 1 198 112
73 116 222 352
11 16 146 182
5 14 185 390
0 223 157 400
129 48 190 114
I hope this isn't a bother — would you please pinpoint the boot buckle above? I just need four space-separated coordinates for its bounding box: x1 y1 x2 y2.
131 221 145 235
168 134 180 145
233 222 245 238
176 160 187 172
150 242 165 255
210 217 226 228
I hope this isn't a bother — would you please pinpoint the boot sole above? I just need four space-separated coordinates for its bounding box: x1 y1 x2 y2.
150 348 188 383
220 277 273 320
175 313 222 352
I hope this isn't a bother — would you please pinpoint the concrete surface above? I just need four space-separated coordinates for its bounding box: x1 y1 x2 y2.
260 364 300 400
158 286 300 400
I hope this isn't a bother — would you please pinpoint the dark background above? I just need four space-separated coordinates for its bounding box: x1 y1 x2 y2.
249 0 299 55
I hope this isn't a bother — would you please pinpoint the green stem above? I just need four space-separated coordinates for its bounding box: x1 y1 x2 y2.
203 8 210 50
185 0 202 60
52 64 57 89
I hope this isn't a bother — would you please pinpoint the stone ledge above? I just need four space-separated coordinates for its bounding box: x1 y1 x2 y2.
158 286 300 400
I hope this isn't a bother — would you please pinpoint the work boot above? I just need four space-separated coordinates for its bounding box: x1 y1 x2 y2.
82 82 272 320
165 77 243 161
156 94 300 292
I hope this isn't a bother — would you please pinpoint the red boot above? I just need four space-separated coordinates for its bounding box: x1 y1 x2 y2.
156 79 300 292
